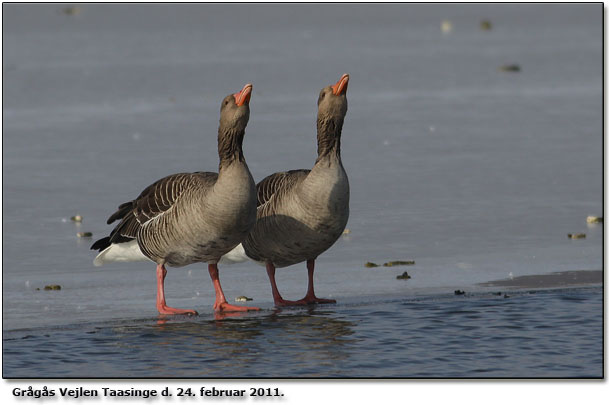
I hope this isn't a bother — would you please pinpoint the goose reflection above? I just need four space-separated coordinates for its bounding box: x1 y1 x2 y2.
122 308 357 376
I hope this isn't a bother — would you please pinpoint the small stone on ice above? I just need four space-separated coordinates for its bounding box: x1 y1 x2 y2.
499 64 521 72
586 216 602 224
383 260 415 267
396 271 411 280
63 6 80 15
480 19 492 31
441 20 453 33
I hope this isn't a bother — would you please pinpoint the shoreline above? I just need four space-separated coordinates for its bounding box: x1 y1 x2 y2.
478 270 603 289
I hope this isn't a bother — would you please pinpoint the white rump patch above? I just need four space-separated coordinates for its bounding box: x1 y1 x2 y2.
93 240 152 267
218 243 251 265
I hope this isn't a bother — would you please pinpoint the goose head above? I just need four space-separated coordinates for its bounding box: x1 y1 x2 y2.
317 73 349 123
219 83 253 133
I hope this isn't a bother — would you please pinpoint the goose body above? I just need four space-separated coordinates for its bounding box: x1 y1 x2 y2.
225 74 350 306
91 84 258 315
93 169 256 267
244 162 349 268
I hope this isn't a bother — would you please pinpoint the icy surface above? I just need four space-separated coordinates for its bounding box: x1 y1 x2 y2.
2 4 602 331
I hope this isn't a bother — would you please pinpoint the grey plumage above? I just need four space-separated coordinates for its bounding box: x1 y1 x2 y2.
255 169 310 207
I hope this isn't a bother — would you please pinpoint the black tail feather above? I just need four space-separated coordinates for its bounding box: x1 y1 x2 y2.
107 201 133 224
92 200 137 252
90 236 111 252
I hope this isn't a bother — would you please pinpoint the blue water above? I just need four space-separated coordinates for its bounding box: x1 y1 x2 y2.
2 3 603 380
2 287 602 378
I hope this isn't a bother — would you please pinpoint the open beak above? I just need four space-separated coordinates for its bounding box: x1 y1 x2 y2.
234 83 253 106
331 73 349 96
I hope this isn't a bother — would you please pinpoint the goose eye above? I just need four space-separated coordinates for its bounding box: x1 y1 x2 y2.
318 92 326 104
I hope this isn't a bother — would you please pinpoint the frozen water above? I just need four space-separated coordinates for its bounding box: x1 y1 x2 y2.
2 3 602 343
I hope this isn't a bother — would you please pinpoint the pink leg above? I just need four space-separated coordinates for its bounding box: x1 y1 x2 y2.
266 261 306 307
156 264 198 316
208 263 260 312
300 259 336 305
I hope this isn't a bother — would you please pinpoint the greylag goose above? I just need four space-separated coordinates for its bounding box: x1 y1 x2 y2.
91 83 258 315
224 74 350 306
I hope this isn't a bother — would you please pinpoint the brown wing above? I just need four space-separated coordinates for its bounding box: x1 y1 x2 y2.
91 172 217 251
256 169 309 207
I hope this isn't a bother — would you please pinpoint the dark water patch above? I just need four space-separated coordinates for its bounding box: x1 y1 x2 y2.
558 294 590 302
3 286 602 378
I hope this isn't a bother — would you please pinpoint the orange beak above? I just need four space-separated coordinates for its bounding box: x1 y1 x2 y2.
233 83 253 106
331 73 349 96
